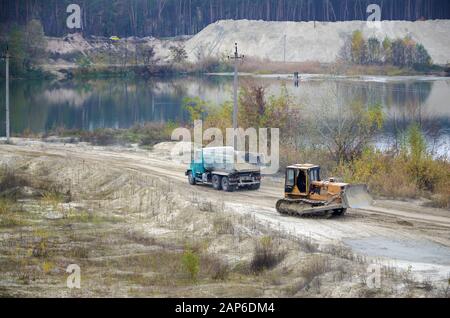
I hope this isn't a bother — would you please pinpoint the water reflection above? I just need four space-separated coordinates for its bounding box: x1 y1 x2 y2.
0 76 448 154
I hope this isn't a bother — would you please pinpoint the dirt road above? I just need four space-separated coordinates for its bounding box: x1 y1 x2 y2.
1 139 450 280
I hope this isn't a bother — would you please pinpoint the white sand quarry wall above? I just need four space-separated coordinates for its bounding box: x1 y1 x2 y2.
184 19 450 65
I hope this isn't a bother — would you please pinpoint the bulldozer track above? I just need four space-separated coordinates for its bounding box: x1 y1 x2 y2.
276 199 343 219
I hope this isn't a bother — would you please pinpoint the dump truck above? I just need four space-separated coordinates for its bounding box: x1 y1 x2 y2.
276 164 372 218
186 147 262 192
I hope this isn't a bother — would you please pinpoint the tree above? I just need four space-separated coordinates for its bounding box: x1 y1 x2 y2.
350 30 367 64
414 43 432 66
238 84 267 129
367 37 381 64
183 96 209 121
392 39 406 67
169 43 188 64
403 36 416 67
338 35 352 62
24 19 47 62
382 37 393 64
313 86 384 162
238 83 298 136
8 24 27 75
136 43 157 65
1 1 450 38
342 32 432 69
76 56 92 68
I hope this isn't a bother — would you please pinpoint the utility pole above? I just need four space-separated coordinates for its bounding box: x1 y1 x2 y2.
283 35 287 63
2 46 9 143
228 43 244 146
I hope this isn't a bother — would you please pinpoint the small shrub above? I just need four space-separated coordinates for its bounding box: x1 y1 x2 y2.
250 236 286 273
70 246 90 259
181 249 200 281
198 201 214 212
0 198 13 214
213 217 234 235
337 125 450 201
439 277 450 298
325 245 355 261
296 236 318 253
429 185 450 209
32 230 50 258
32 239 49 258
208 259 230 281
42 261 54 274
131 122 172 147
300 255 330 283
0 167 29 194
42 191 65 208
80 129 118 146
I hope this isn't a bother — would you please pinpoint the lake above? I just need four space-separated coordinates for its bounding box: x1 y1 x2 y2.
0 74 449 156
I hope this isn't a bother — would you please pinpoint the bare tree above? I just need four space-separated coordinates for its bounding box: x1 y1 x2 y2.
311 83 384 162
136 43 157 65
169 43 188 64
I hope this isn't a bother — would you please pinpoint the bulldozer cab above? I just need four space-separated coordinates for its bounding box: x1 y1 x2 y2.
284 164 320 196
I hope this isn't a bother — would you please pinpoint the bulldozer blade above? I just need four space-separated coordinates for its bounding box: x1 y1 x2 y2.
343 184 373 209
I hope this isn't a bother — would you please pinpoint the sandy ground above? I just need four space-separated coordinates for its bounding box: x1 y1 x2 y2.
1 138 449 286
44 20 450 66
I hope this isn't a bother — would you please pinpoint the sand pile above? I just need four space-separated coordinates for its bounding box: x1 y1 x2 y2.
184 19 450 64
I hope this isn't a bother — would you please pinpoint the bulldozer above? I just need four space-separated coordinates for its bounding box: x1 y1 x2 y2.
276 164 372 218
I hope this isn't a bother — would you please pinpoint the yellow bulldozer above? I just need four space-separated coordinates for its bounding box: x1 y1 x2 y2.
276 164 372 218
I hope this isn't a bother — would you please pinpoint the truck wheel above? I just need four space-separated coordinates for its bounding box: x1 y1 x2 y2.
251 183 261 190
221 177 235 192
188 171 196 185
212 175 222 190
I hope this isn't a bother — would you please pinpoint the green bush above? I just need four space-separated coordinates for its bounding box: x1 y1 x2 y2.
181 249 200 281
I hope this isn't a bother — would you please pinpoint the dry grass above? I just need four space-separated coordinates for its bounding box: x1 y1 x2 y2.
0 146 445 298
300 255 330 283
338 147 450 207
295 236 319 253
213 216 234 235
0 198 13 214
0 167 30 197
69 245 90 259
237 57 411 76
45 122 173 147
250 236 286 273
0 197 29 228
240 57 325 74
207 258 230 281
0 213 29 228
